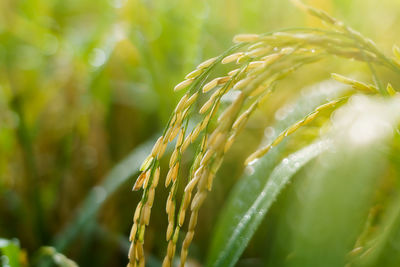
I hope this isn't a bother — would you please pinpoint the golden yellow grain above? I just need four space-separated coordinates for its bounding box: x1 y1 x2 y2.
185 69 203 79
128 243 136 262
303 111 319 124
199 97 215 114
200 149 214 165
139 155 153 172
169 149 179 168
248 61 266 69
197 57 218 69
331 73 377 93
142 205 151 225
133 202 143 222
233 33 260 43
132 171 147 191
224 135 235 153
174 78 194 92
185 92 199 107
387 83 397 96
158 142 168 158
285 120 303 136
152 167 160 188
142 171 151 189
184 172 201 193
165 163 179 187
190 123 202 143
228 68 241 76
129 223 138 241
168 126 180 142
147 188 155 206
233 76 254 90
222 52 245 64
175 94 189 113
166 222 174 241
180 134 192 153
191 191 207 211
202 78 219 93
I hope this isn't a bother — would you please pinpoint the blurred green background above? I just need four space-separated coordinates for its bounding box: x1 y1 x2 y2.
1 0 400 266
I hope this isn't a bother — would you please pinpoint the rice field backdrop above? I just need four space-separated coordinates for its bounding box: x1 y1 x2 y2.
1 0 400 267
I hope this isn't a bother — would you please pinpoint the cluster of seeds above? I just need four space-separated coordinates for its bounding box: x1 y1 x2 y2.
127 1 400 266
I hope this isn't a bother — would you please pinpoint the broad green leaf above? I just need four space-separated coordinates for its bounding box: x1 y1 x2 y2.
274 95 400 267
207 140 329 267
284 141 386 267
0 238 21 267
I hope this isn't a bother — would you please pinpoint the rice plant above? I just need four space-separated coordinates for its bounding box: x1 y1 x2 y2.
2 0 400 267
128 1 400 267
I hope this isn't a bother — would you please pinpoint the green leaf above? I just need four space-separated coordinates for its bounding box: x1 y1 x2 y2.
283 139 387 267
270 95 399 267
0 238 21 267
206 140 329 267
